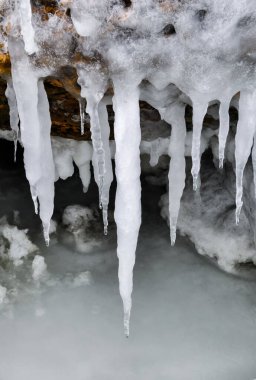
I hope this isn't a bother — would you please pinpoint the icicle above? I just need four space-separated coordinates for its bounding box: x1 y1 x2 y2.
9 39 55 245
91 100 113 235
16 0 38 55
77 68 112 234
5 78 19 162
98 101 113 235
113 77 141 337
235 90 256 224
191 101 208 191
164 103 186 245
149 138 161 167
252 133 256 199
79 98 86 135
218 99 231 169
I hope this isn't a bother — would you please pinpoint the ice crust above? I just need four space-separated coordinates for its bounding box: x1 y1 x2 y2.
2 0 256 333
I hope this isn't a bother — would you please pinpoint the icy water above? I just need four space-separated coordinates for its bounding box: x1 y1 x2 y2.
0 141 256 380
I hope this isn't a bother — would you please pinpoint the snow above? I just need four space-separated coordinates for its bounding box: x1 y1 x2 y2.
32 255 47 282
0 217 38 264
62 205 101 253
0 285 7 304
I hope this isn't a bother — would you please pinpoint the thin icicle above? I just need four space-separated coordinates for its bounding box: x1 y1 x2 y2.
37 80 55 245
191 100 208 191
77 68 111 233
9 39 55 245
164 103 186 245
252 133 256 199
98 101 113 235
16 0 38 55
235 90 256 224
79 98 86 135
113 77 141 337
5 78 19 162
219 99 231 169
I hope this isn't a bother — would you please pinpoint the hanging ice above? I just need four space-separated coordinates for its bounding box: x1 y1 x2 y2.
16 0 38 55
164 102 186 245
5 78 19 161
235 90 256 224
77 67 112 234
218 99 231 169
252 133 256 199
113 77 141 337
9 39 55 245
79 98 86 135
191 100 208 191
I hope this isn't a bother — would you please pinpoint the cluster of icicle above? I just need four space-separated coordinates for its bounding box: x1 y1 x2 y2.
3 0 256 336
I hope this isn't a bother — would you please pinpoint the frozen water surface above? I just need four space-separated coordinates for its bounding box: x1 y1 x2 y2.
0 141 256 380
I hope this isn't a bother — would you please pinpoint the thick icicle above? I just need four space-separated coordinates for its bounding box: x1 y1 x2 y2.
164 103 186 245
9 39 55 244
191 101 208 191
235 90 256 224
113 77 141 337
16 0 38 55
5 78 19 162
218 99 231 169
79 98 86 135
77 68 112 234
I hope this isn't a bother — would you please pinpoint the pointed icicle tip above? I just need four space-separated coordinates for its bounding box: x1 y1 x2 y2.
193 175 198 191
236 203 242 225
124 310 130 338
43 223 50 247
219 157 224 170
170 226 176 246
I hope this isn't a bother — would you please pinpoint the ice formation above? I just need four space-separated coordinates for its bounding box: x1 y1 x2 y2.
2 0 256 334
5 78 19 161
0 217 38 264
32 255 47 281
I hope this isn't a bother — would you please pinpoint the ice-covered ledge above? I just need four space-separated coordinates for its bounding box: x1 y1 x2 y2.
1 0 256 335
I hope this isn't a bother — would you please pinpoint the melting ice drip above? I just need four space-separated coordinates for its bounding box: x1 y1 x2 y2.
3 0 256 335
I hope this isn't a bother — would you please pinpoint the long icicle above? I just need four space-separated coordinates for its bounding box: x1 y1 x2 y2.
113 77 141 337
219 99 231 169
191 100 208 191
235 90 256 224
77 68 110 233
9 38 54 244
37 80 55 244
164 102 186 246
98 100 113 235
252 132 256 199
5 78 19 162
